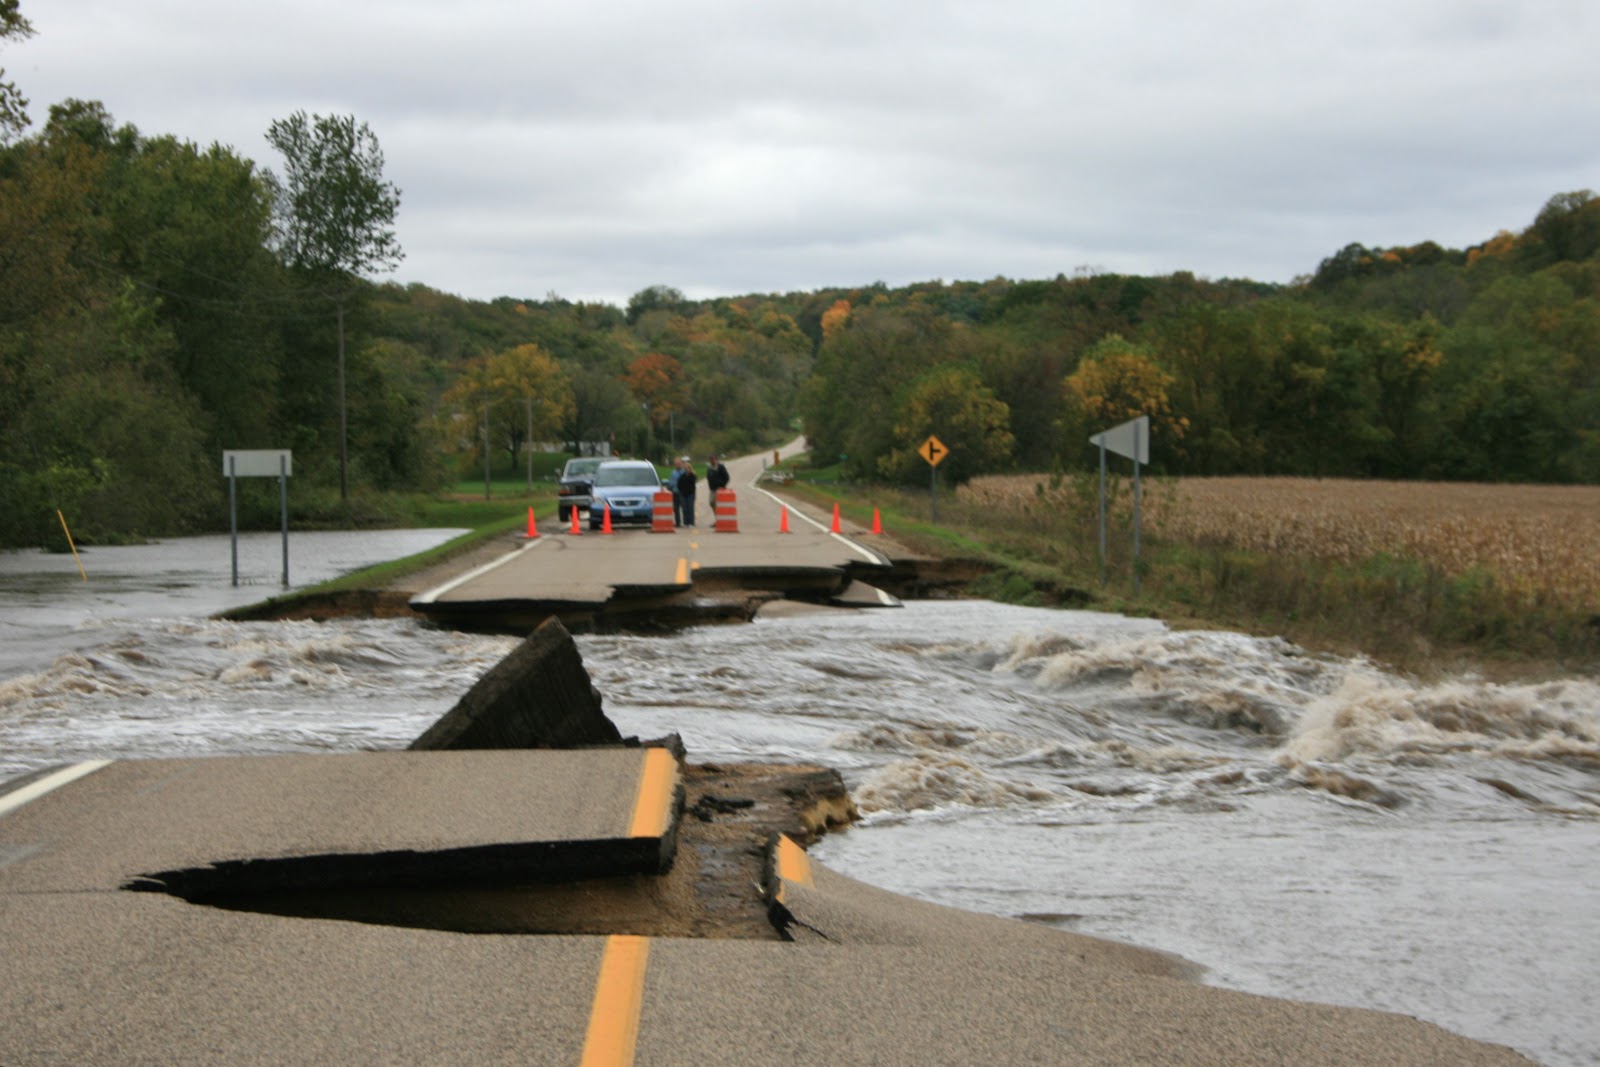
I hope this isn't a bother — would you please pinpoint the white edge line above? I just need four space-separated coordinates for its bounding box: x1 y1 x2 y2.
411 537 551 605
0 760 113 819
743 473 889 567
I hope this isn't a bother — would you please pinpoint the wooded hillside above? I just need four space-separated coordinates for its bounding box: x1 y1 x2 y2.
798 198 1600 486
2 80 1596 547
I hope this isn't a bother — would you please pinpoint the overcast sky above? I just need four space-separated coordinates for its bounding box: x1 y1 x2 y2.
9 1 1598 306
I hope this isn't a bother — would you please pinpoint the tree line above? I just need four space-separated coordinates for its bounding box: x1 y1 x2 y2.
0 93 817 548
799 191 1600 486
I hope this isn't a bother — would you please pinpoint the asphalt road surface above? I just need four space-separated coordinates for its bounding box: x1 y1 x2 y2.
0 759 1530 1065
412 445 897 613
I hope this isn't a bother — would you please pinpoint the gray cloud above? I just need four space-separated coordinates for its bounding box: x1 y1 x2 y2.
11 0 1599 304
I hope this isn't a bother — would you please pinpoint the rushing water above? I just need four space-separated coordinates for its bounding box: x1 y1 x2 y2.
1 538 1596 1066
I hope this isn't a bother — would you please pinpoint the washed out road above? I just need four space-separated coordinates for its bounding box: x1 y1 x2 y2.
0 756 1532 1066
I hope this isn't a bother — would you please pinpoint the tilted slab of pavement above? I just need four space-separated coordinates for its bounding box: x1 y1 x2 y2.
0 749 681 896
0 749 685 1064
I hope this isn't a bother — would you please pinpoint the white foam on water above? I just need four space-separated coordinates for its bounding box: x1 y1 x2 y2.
1282 672 1600 765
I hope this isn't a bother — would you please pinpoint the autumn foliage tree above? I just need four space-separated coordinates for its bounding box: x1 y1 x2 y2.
439 344 573 482
492 343 574 472
1060 335 1187 463
625 351 685 430
878 364 1015 485
820 299 851 341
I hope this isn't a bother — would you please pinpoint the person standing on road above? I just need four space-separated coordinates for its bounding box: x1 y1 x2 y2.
677 455 698 527
706 454 730 503
667 458 685 527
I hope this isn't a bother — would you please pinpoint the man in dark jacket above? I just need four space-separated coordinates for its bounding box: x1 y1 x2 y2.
706 454 730 500
677 456 697 527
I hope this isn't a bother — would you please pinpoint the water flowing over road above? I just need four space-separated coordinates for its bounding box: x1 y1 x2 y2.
1 535 1595 1066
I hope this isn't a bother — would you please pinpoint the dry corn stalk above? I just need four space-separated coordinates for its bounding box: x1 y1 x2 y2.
960 475 1600 607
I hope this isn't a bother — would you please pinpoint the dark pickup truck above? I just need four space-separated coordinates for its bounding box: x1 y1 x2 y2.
557 456 605 522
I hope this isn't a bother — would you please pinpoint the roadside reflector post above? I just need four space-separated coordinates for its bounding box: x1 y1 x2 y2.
56 509 87 581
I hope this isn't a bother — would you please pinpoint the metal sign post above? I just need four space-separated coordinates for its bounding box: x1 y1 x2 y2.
1097 440 1107 586
229 454 238 586
279 453 290 586
222 450 293 588
1088 417 1149 594
918 435 948 521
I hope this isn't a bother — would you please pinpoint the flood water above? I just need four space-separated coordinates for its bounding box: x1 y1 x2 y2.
1 535 1596 1066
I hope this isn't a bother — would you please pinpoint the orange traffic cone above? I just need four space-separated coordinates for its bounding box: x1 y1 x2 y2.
570 507 582 535
601 504 614 534
779 506 791 533
830 503 841 534
524 507 540 539
870 508 882 535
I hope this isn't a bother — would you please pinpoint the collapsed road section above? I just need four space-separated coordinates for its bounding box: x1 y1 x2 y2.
0 617 856 940
0 619 1534 1064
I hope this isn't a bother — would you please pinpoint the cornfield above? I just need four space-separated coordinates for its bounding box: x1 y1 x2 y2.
960 475 1600 608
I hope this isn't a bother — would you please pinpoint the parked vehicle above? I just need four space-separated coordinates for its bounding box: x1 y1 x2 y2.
588 460 664 529
557 457 605 522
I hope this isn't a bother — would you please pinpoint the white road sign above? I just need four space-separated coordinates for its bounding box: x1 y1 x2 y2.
222 450 292 477
1089 416 1148 465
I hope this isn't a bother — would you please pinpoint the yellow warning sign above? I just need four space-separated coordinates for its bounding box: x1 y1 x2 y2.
918 435 948 467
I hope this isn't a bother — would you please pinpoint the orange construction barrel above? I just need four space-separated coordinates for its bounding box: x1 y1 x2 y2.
713 489 739 532
651 490 675 533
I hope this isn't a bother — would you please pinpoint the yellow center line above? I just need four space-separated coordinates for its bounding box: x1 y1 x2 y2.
579 935 651 1067
772 834 814 905
627 747 678 840
580 747 676 1064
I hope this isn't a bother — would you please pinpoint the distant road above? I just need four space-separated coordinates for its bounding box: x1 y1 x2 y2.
410 439 900 626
